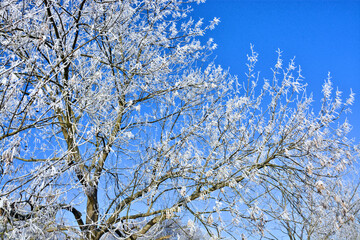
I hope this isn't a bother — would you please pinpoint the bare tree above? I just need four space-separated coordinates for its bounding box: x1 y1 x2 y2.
261 168 360 240
0 0 358 239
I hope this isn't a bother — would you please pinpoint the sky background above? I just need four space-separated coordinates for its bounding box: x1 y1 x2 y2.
191 0 360 139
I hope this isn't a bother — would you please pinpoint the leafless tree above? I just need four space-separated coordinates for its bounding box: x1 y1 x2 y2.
0 0 358 239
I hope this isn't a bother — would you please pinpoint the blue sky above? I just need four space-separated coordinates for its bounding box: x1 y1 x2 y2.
192 0 360 139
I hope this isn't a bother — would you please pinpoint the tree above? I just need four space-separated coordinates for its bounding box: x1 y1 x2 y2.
263 170 360 240
0 0 358 239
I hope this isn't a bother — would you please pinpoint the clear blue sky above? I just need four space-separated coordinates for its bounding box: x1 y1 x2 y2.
192 0 360 139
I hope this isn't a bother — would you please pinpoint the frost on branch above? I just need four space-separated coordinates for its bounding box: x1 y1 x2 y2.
0 0 359 239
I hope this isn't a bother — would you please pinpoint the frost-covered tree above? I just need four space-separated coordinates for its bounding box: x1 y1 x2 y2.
0 0 358 239
264 171 360 240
